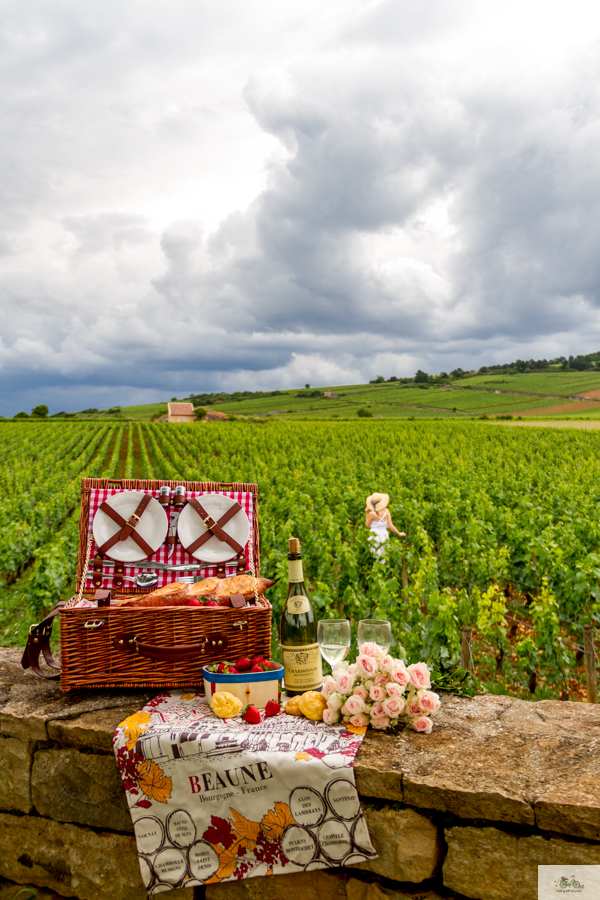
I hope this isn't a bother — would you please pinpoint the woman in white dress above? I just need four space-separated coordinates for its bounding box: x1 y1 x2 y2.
365 493 405 560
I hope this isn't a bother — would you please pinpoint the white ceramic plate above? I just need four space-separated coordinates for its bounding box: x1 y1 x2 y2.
92 491 168 562
177 494 250 563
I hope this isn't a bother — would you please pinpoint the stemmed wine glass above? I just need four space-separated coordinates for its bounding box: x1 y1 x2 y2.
357 618 392 655
317 619 351 672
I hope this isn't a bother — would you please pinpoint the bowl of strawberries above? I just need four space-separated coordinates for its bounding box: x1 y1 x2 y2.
203 656 283 709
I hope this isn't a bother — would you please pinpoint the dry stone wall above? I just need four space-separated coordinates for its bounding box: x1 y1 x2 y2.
2 648 600 900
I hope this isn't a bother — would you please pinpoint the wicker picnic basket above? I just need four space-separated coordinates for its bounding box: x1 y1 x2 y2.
23 478 272 692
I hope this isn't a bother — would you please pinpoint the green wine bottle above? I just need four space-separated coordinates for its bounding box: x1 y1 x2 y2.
280 537 323 696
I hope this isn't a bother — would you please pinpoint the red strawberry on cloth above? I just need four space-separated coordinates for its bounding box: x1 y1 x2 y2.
242 705 261 724
265 700 280 717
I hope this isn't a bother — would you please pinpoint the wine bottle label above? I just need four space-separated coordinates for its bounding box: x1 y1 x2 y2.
288 560 304 583
281 642 323 692
287 595 310 614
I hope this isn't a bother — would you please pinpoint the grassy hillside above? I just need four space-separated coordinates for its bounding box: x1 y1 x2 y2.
26 368 600 422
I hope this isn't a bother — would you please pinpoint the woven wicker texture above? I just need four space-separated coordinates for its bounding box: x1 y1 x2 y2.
60 478 271 691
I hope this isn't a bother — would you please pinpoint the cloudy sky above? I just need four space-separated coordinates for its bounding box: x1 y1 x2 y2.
1 0 600 415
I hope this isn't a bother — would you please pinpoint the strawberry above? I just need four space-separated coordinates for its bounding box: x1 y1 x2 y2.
236 657 251 672
250 664 264 673
227 667 239 674
186 598 202 606
205 600 218 607
242 704 261 725
217 663 227 673
265 700 280 717
251 656 265 665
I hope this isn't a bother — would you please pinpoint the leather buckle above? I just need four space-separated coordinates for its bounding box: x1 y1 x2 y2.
203 515 216 529
127 513 141 527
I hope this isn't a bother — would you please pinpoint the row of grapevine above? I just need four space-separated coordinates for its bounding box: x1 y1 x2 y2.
1 419 599 698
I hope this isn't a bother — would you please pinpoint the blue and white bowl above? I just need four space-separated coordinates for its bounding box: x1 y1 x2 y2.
202 663 283 709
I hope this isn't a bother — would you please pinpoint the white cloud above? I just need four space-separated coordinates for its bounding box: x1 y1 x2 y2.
1 0 600 414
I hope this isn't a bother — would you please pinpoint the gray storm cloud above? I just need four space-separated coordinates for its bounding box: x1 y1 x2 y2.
1 0 600 414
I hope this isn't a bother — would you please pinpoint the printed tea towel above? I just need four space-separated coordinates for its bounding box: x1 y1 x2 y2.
113 691 377 892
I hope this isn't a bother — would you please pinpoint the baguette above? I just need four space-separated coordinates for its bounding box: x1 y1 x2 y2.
117 582 190 608
214 575 275 599
186 577 220 598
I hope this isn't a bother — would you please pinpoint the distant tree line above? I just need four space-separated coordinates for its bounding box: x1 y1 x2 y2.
368 350 600 386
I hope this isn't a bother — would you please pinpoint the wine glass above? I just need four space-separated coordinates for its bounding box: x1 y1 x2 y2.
357 618 392 655
317 619 351 672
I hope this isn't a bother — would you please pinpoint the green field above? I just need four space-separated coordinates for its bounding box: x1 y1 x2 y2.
460 371 600 397
10 368 600 423
2 418 600 700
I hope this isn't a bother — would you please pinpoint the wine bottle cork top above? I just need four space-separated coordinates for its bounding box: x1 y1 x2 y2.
288 537 300 554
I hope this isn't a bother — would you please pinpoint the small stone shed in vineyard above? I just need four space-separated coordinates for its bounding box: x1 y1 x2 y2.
167 402 195 424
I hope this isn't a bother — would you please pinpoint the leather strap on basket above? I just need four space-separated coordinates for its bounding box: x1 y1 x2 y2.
21 589 113 679
96 494 154 558
21 602 68 678
184 498 245 558
134 633 228 662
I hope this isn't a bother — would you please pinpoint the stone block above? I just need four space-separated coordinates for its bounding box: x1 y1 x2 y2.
206 869 347 900
32 748 133 833
47 703 145 753
354 731 403 802
0 876 76 898
346 880 445 900
0 682 152 742
352 806 441 883
444 825 600 900
0 735 35 813
0 812 145 900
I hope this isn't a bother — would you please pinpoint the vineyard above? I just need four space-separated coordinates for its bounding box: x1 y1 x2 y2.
1 419 600 700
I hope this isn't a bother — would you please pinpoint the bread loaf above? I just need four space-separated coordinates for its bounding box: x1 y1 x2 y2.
117 582 190 608
214 575 275 598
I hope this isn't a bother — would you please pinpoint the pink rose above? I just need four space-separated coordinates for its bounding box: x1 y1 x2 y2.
382 696 405 718
371 715 391 730
412 716 433 734
323 708 340 725
374 673 388 686
379 654 394 673
370 702 386 718
405 697 423 717
353 685 369 700
347 663 358 675
407 662 431 690
345 695 365 715
357 655 379 678
359 641 381 658
369 684 386 702
327 693 344 712
386 682 404 698
349 713 369 727
390 663 410 687
335 672 356 694
417 690 441 714
322 676 336 699
364 679 375 690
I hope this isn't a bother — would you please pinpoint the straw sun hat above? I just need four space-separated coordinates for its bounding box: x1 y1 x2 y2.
366 493 389 512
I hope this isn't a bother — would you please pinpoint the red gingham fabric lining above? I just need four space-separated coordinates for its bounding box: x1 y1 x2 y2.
83 489 255 593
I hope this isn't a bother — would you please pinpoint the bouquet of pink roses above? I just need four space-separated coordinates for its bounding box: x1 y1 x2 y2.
322 642 441 732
